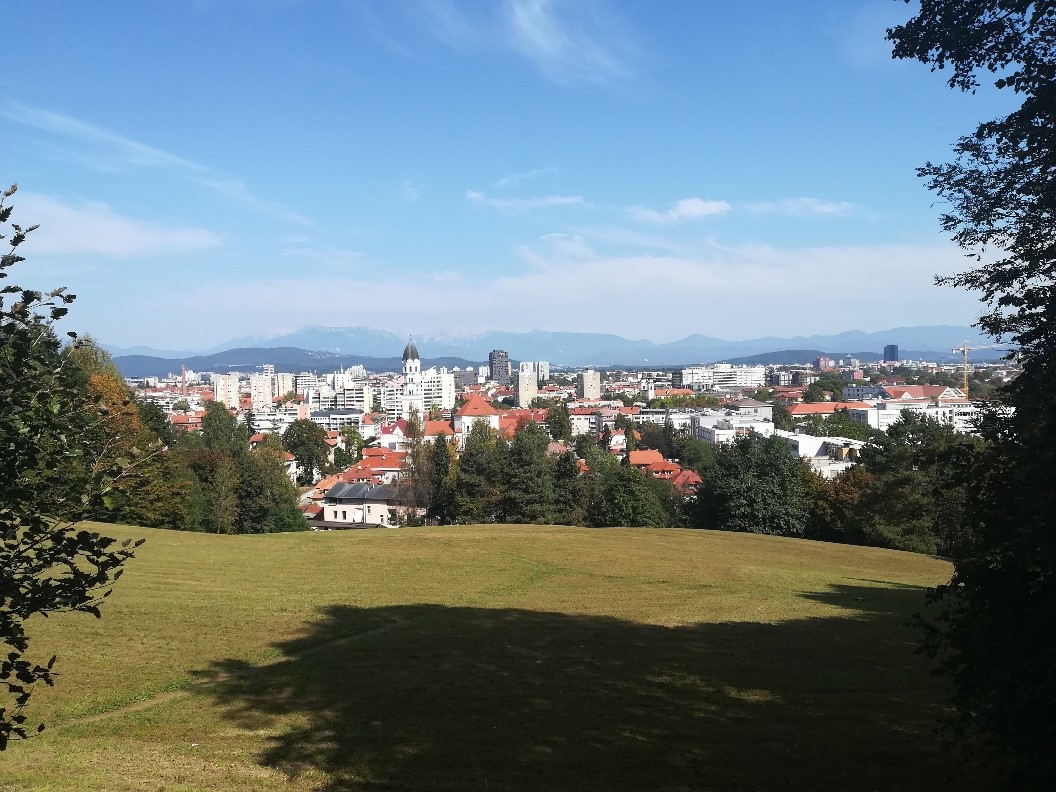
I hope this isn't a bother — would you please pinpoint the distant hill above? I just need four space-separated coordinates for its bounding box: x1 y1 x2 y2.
114 347 482 378
718 350 882 366
107 324 1007 368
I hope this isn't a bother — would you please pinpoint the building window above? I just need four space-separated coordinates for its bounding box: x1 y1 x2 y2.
341 510 346 520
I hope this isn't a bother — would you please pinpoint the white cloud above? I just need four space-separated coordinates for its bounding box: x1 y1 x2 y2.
396 178 423 202
744 197 855 216
123 236 980 348
539 232 594 258
628 197 732 224
503 0 635 84
572 223 680 251
1 101 312 225
280 247 366 265
493 166 558 188
15 193 222 258
465 189 588 213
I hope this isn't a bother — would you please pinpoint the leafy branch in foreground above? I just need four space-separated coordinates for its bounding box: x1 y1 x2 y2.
0 183 143 749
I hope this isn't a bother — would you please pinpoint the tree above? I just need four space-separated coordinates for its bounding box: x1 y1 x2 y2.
587 466 668 528
400 408 431 518
172 399 190 412
340 423 365 463
551 450 582 525
888 5 1056 781
691 435 811 537
454 422 503 523
282 419 329 485
498 420 554 524
851 411 980 555
1 185 142 748
544 401 572 442
427 436 457 524
182 448 240 534
136 399 176 447
201 401 247 459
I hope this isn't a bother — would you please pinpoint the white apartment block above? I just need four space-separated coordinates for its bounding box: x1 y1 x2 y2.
674 364 766 391
304 383 373 413
847 401 981 434
275 373 295 399
249 373 275 410
309 408 366 432
577 369 602 400
213 372 241 408
696 417 775 445
295 372 321 394
515 362 538 407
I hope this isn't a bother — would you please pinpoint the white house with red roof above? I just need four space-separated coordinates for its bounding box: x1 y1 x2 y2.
453 394 500 437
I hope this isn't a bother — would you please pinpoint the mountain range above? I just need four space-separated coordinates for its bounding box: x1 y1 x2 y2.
106 325 1013 378
107 324 1002 370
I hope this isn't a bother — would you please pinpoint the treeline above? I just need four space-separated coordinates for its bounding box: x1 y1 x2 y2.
416 421 681 529
53 339 308 534
412 409 982 559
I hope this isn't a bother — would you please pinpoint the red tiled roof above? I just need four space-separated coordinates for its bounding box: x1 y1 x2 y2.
456 394 499 417
673 469 703 492
786 402 874 415
628 449 665 467
424 420 454 436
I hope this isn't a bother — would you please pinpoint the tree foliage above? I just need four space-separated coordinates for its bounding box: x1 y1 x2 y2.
0 185 142 748
282 419 329 485
691 435 811 537
888 3 1056 782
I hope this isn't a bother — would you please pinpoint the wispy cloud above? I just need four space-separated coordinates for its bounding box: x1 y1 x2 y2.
17 192 223 258
414 0 477 48
280 247 366 265
743 197 855 216
152 237 978 348
0 100 312 226
503 0 636 84
572 223 680 251
493 166 559 188
375 0 638 85
395 178 423 202
465 189 589 214
628 197 731 224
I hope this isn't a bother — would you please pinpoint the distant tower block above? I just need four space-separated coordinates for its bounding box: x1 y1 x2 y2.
883 344 899 364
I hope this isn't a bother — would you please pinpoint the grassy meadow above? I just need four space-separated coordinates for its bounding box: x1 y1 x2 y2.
1 523 985 791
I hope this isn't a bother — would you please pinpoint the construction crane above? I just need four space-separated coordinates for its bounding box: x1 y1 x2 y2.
950 341 1012 398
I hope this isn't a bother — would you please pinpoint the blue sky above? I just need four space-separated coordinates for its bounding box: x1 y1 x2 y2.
2 0 1012 349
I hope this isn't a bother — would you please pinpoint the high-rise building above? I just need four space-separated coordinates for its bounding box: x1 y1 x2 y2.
249 372 275 410
488 350 511 385
536 361 550 383
515 362 538 407
213 372 241 408
275 373 296 399
577 369 602 400
884 344 899 364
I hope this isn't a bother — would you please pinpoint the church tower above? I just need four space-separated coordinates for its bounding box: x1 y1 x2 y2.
402 339 421 379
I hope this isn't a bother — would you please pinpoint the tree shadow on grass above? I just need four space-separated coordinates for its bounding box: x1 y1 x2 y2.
196 584 989 791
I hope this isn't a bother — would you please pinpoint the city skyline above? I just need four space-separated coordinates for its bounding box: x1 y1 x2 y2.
3 1 1011 347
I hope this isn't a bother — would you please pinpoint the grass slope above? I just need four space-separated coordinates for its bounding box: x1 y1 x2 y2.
1 524 981 791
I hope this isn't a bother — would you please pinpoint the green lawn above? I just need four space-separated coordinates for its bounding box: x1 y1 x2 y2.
1 523 986 791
